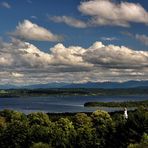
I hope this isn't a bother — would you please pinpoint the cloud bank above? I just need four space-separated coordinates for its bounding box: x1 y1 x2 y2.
0 39 148 85
10 20 62 41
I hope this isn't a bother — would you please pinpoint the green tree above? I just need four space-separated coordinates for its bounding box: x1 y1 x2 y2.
74 113 92 128
128 133 148 148
126 108 148 144
75 125 97 148
112 108 148 148
91 110 115 147
0 120 29 148
28 113 53 145
29 124 53 145
73 113 97 148
28 112 51 126
0 109 27 122
52 118 76 148
112 113 129 148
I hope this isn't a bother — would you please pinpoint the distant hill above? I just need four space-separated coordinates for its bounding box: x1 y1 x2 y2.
63 81 148 89
0 84 18 89
0 83 67 89
0 80 148 89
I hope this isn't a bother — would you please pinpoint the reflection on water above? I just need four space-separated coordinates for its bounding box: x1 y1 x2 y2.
0 95 147 114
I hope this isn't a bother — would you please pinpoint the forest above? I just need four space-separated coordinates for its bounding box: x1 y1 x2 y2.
0 108 147 148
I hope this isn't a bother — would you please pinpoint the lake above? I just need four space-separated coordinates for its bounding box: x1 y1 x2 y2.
0 95 147 114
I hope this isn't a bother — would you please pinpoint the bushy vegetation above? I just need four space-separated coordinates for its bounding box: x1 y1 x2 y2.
0 108 147 148
128 133 148 148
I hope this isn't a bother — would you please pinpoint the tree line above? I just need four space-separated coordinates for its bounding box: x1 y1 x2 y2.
1 88 148 97
0 108 147 148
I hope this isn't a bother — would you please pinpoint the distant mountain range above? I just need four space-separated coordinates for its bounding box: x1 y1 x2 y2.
0 83 67 89
64 81 148 89
0 80 148 89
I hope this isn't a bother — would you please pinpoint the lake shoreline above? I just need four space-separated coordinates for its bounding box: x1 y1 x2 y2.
0 95 147 114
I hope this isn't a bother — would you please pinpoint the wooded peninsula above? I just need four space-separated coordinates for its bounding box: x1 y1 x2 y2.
84 100 148 108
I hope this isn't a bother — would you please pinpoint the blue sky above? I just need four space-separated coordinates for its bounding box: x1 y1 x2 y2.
0 0 148 50
0 0 148 85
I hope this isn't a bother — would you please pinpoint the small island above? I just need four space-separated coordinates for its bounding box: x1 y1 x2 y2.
84 100 148 108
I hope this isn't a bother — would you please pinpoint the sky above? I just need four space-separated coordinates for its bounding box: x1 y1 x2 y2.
0 0 148 85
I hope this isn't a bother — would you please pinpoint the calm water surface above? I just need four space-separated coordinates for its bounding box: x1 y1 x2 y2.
0 95 147 114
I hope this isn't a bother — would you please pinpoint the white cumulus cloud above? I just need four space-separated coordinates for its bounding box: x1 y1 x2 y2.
78 0 148 27
10 20 62 41
84 42 148 68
